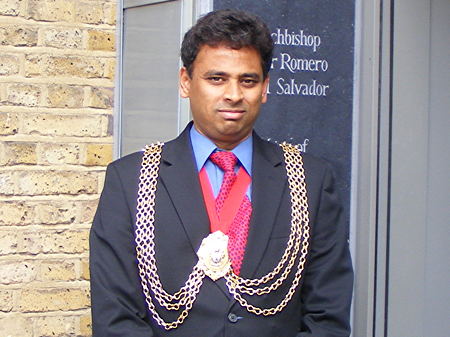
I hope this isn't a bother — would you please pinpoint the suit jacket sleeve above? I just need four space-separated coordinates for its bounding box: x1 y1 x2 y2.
90 160 154 336
297 164 353 337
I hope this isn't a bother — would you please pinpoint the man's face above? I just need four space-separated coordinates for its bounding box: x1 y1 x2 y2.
179 44 269 150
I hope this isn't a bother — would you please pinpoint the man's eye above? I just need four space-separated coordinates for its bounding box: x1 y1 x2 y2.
241 78 257 85
208 76 224 82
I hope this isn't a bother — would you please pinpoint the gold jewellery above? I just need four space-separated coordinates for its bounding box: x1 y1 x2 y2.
134 142 310 330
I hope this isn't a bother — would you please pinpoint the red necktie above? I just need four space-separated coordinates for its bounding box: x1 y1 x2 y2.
209 151 251 275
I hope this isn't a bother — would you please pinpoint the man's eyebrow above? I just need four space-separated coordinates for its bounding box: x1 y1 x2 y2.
240 72 262 80
201 71 261 80
202 70 228 77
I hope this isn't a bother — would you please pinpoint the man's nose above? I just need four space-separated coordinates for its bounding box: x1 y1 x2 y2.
223 80 244 103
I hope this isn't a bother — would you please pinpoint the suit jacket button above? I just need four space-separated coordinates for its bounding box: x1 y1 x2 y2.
228 313 240 323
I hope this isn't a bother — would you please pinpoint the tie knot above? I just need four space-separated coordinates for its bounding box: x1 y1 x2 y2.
210 151 237 172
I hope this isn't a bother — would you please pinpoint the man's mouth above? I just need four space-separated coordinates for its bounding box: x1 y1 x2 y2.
217 109 246 120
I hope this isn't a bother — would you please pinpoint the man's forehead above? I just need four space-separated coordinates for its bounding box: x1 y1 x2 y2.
193 44 264 72
198 42 260 56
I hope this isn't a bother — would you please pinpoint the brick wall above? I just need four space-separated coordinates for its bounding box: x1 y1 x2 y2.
0 1 117 335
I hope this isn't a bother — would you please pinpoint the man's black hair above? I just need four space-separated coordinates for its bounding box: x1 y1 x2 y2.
181 9 274 79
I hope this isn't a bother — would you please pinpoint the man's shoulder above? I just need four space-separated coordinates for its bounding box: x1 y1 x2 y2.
256 135 331 174
301 151 333 174
107 150 143 174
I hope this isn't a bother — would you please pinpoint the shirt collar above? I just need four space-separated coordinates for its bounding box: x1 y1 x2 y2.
190 124 253 174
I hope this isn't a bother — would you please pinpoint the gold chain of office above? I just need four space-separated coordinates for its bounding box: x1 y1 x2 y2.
134 142 311 330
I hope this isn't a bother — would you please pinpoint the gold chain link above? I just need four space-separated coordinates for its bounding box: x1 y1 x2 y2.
134 142 310 329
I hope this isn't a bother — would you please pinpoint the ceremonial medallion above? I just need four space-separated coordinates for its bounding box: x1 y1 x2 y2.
197 231 231 281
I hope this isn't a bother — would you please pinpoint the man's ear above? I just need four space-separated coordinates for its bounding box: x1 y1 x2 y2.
179 67 191 98
261 75 270 104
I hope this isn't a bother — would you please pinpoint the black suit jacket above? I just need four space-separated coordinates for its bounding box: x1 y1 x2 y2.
90 125 353 337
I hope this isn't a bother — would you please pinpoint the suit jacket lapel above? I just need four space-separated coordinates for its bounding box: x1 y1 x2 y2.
157 124 230 297
240 133 287 279
157 125 210 254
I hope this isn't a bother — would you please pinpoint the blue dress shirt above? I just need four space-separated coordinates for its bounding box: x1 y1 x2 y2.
190 125 252 200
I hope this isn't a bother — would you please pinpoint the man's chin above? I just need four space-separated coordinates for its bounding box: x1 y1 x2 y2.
212 129 251 149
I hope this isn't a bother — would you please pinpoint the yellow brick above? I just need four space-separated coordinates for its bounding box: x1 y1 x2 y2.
0 83 5 101
85 143 112 166
34 201 77 225
25 54 106 78
20 229 90 254
38 143 81 165
104 2 117 26
7 84 42 107
2 142 37 165
24 54 44 77
0 113 19 135
98 170 106 191
0 315 33 337
0 170 97 196
14 170 98 195
0 200 80 225
79 313 92 336
76 1 104 25
0 171 17 195
47 84 84 108
23 114 104 137
105 57 116 80
0 201 35 225
87 30 115 51
28 0 75 22
18 287 90 312
34 316 77 336
89 86 114 109
48 55 105 78
0 26 38 47
38 260 76 281
0 230 20 256
0 54 20 76
105 114 114 135
0 142 4 165
0 0 23 17
80 258 90 280
0 290 14 312
78 199 99 223
42 27 82 49
0 260 37 284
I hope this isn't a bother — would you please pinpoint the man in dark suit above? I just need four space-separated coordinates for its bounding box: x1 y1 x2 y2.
90 9 353 337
